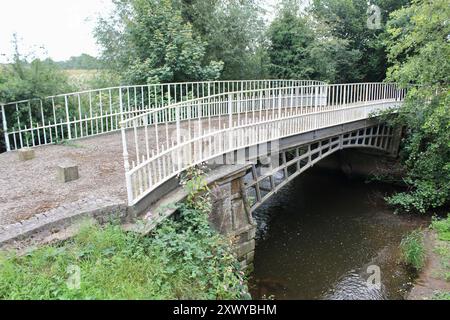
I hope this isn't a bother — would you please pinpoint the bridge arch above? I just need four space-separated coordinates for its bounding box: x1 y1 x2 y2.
241 122 396 211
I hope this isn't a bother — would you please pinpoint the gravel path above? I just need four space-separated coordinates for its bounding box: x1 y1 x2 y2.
0 132 128 226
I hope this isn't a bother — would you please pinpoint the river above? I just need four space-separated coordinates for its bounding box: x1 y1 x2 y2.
249 165 429 300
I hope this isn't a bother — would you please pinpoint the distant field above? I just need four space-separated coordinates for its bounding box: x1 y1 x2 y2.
64 69 98 81
63 69 104 90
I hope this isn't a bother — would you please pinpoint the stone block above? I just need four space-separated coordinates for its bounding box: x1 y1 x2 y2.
231 200 249 230
18 148 35 161
247 227 256 241
234 239 255 260
231 179 241 196
57 162 79 183
246 250 255 263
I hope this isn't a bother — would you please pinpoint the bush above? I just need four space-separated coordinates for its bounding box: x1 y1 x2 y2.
400 230 426 271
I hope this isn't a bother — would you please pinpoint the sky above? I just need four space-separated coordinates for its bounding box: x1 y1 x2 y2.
0 0 114 63
0 0 284 63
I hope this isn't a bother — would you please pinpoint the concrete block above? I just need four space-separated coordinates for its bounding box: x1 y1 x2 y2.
18 148 35 161
57 162 79 183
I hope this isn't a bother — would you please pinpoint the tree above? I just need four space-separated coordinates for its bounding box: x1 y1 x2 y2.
309 0 410 82
57 54 102 70
177 0 268 80
267 0 360 82
94 0 223 84
0 35 71 152
384 0 450 212
0 34 70 103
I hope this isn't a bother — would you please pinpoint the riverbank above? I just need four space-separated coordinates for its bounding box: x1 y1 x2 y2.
407 215 450 300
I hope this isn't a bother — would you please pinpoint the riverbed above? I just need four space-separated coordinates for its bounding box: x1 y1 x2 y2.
249 166 429 300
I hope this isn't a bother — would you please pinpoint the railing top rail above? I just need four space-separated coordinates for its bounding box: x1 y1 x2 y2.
119 82 399 126
3 79 327 106
126 99 400 175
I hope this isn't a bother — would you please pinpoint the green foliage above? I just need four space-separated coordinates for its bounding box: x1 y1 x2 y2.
179 164 210 211
431 214 450 281
385 0 450 86
433 291 450 300
400 229 426 270
431 215 450 242
0 36 71 103
384 0 450 213
57 54 102 70
0 165 249 300
94 0 223 84
178 0 268 80
309 0 410 82
267 2 361 83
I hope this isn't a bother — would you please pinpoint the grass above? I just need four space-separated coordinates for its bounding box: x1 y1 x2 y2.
431 214 450 282
400 229 426 271
431 214 450 241
54 139 84 148
0 218 248 300
64 69 98 84
402 215 450 300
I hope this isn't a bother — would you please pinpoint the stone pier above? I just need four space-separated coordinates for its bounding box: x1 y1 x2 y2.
208 165 256 271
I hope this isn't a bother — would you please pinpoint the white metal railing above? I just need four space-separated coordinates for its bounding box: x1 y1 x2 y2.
120 82 406 205
1 79 324 151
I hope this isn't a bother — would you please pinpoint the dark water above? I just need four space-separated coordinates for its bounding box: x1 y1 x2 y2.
249 167 428 300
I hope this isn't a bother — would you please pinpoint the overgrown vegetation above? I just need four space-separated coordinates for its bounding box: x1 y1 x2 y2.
383 0 450 213
0 166 249 300
400 229 426 271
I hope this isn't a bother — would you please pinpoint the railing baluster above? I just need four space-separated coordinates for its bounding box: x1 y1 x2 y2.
1 104 10 151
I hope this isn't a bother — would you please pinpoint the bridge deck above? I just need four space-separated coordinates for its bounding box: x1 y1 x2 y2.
0 131 128 226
